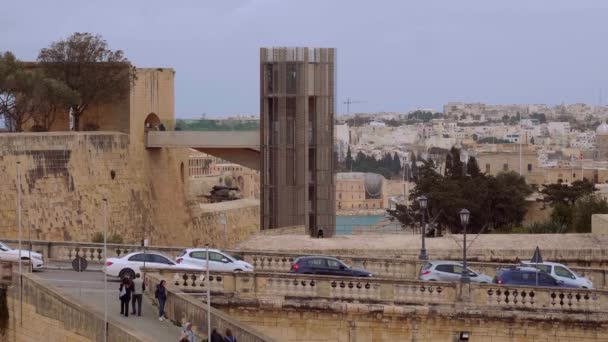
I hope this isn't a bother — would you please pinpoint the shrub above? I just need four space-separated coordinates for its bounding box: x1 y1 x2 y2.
91 232 123 244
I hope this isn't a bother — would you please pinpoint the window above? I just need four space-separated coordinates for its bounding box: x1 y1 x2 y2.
555 266 575 279
128 253 146 262
152 254 174 265
503 164 509 171
327 259 344 270
539 273 556 285
486 164 491 173
527 164 532 172
452 265 465 274
307 258 326 268
286 64 297 94
435 264 452 273
210 252 226 262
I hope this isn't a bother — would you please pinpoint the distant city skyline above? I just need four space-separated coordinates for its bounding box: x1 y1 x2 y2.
3 0 608 117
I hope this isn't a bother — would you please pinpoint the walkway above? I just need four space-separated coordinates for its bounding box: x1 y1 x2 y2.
36 270 188 342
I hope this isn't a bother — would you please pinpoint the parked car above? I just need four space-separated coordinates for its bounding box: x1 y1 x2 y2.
289 256 372 277
103 251 198 279
419 261 492 283
175 248 254 272
520 261 593 289
0 241 44 270
494 267 578 288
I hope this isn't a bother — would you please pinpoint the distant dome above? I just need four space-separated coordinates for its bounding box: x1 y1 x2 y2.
597 122 608 135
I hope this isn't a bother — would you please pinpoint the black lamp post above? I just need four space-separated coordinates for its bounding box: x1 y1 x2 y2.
459 208 471 283
417 196 428 260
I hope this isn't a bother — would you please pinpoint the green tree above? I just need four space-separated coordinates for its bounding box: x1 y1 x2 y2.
392 152 401 175
541 179 595 205
467 156 481 177
572 194 608 233
37 32 136 131
444 147 464 179
410 153 418 181
345 146 353 171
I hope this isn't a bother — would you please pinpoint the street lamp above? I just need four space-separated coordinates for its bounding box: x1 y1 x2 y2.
417 196 428 260
459 208 470 284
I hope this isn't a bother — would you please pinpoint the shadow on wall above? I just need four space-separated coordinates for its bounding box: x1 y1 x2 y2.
0 287 7 338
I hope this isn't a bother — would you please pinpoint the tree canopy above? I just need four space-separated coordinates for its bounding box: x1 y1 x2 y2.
388 148 532 233
37 32 135 131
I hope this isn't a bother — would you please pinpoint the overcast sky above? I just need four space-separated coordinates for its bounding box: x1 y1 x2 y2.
2 0 608 117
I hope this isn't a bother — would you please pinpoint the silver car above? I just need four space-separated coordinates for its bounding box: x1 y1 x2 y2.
419 261 492 283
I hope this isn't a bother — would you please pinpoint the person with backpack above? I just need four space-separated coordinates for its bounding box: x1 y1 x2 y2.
155 280 167 321
119 277 132 317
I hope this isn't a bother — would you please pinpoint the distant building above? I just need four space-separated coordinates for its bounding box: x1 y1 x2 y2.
476 144 544 185
336 173 384 210
596 122 608 160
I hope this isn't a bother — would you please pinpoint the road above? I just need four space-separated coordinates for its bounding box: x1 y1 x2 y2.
36 270 186 342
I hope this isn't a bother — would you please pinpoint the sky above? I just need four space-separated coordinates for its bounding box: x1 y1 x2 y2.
2 0 608 117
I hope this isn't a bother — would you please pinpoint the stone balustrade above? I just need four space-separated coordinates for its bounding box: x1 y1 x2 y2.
144 268 608 314
472 284 605 312
5 239 608 289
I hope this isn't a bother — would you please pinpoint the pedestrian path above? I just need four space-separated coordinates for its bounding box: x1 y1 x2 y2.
36 270 185 342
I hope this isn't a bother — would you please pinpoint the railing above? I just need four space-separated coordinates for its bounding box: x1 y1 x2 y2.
145 268 457 307
5 239 608 289
145 272 275 342
144 268 608 314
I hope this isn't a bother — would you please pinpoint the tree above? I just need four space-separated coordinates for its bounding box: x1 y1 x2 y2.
392 152 401 175
467 156 481 177
37 32 136 131
572 194 608 233
345 146 353 171
0 52 39 131
410 153 418 181
541 179 595 206
444 147 464 179
31 77 79 131
388 147 532 234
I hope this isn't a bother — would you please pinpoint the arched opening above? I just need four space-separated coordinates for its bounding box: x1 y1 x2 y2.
144 113 161 132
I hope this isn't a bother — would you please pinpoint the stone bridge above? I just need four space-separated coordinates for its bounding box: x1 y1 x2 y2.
145 130 261 170
144 267 608 341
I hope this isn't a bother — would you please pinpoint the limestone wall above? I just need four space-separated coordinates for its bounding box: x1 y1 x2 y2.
0 132 154 242
225 305 608 342
0 132 260 247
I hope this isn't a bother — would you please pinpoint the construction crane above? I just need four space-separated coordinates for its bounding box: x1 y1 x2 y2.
343 98 367 116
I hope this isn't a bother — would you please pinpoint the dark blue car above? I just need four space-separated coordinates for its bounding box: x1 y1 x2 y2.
494 267 578 288
290 256 373 277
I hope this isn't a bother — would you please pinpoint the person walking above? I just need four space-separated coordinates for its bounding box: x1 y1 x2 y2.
119 277 132 317
131 273 145 316
210 328 223 342
155 280 167 321
182 322 196 342
223 329 237 342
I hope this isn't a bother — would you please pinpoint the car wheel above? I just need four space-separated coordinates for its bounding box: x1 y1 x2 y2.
119 268 135 280
234 269 243 273
480 282 488 284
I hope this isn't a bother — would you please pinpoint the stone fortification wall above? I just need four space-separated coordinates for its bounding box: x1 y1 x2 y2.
0 132 260 247
0 132 153 242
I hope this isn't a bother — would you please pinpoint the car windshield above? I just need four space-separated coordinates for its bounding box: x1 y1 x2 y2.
0 242 11 251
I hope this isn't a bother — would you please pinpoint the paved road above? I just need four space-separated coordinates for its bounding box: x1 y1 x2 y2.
36 270 186 342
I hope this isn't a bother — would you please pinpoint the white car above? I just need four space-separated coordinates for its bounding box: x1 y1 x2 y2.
103 251 198 279
0 241 44 270
520 261 593 289
176 248 254 272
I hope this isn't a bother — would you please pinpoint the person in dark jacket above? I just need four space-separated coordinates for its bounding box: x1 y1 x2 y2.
155 280 167 321
119 277 132 317
223 328 237 342
210 328 223 342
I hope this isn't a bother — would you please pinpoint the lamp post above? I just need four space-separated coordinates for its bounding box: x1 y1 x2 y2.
459 208 471 284
417 196 428 260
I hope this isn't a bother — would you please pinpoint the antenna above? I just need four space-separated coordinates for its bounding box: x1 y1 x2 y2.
343 98 367 116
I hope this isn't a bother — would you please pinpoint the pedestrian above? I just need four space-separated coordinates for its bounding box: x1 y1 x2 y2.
155 280 167 321
223 329 237 342
119 277 132 317
182 322 196 342
159 123 166 131
179 332 190 342
210 328 223 342
131 273 145 316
